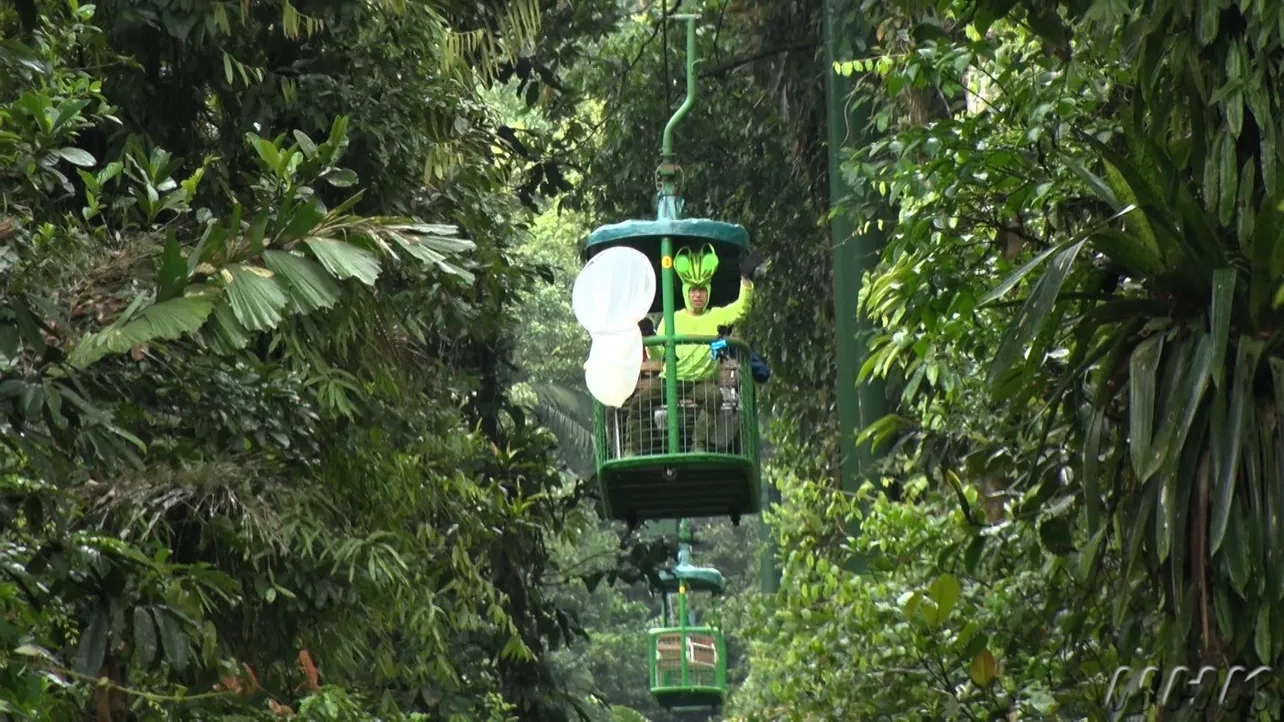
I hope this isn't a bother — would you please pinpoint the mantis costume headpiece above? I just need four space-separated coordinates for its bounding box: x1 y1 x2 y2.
673 244 718 310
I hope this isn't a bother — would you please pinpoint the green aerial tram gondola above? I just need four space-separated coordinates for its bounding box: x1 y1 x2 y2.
570 12 764 717
649 521 727 714
576 13 763 529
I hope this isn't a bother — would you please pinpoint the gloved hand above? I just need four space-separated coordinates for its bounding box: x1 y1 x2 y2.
639 317 655 336
739 249 764 279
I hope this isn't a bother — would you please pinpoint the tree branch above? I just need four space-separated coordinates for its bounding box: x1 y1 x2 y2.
698 41 817 79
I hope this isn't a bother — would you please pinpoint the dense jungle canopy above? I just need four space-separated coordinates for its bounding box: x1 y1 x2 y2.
6 0 1284 720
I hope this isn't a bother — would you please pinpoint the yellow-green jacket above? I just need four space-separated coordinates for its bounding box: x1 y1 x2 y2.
654 280 754 381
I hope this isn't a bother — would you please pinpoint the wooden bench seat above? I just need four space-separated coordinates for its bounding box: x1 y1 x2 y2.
655 633 719 669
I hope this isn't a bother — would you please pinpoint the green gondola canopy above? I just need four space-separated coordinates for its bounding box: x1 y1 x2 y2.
655 563 726 595
584 218 749 315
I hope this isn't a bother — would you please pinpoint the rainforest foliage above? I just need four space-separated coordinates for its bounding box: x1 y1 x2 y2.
0 0 640 719
9 0 1284 720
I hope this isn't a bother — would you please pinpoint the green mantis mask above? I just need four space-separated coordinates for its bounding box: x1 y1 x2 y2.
673 244 718 311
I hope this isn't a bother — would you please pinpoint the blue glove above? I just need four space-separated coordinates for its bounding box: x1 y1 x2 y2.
709 337 728 360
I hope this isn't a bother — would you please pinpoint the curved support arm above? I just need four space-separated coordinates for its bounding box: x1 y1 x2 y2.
661 14 699 158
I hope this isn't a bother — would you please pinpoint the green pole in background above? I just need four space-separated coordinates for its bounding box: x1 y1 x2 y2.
758 0 888 593
823 0 887 510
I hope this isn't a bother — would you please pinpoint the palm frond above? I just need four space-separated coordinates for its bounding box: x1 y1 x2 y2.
528 382 596 478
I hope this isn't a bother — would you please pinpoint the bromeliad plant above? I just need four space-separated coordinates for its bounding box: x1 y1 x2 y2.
1005 128 1284 671
973 0 1284 708
843 0 1284 714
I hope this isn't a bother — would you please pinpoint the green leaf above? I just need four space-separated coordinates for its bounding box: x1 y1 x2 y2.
55 147 95 167
248 133 280 171
205 303 249 352
386 226 477 282
1250 197 1284 321
68 293 219 368
293 130 318 159
190 223 227 276
1090 228 1164 277
1224 501 1250 596
987 240 1087 388
963 535 986 573
1196 0 1220 45
928 574 961 624
1079 527 1106 581
1129 334 1164 477
263 250 340 313
1158 407 1206 569
1210 268 1236 385
969 648 998 687
324 168 358 187
277 199 325 244
1039 517 1076 555
1237 158 1256 250
611 706 651 722
1141 334 1215 483
1210 337 1263 555
1065 156 1119 206
1082 410 1105 535
1025 4 1068 46
134 607 158 666
12 297 47 355
1203 134 1221 214
0 322 18 360
329 190 366 217
305 237 381 286
1079 131 1226 272
957 622 988 658
141 292 219 339
156 228 187 302
14 644 57 663
154 608 189 672
1256 603 1271 663
972 0 1019 36
1102 160 1160 259
978 236 1078 308
1219 130 1239 226
221 264 288 332
73 608 109 676
0 245 15 275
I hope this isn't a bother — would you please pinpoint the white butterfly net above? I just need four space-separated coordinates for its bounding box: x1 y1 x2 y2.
572 247 656 407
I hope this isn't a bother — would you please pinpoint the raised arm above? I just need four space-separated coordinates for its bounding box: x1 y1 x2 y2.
712 279 754 326
713 249 763 325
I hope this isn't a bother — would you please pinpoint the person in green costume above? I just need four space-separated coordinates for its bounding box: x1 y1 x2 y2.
623 244 762 454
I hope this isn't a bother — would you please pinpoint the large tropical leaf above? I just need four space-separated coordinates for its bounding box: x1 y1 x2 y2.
204 304 250 353
221 263 288 332
60 126 476 369
69 292 219 368
305 237 381 286
986 239 1086 388
383 222 477 282
263 249 340 313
